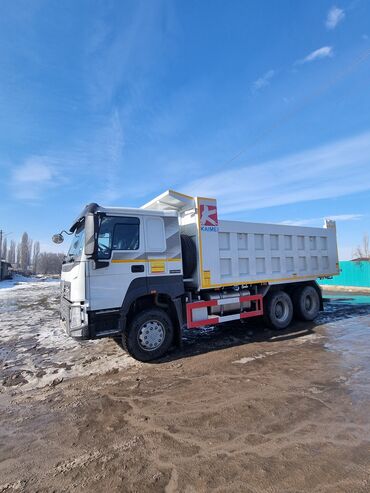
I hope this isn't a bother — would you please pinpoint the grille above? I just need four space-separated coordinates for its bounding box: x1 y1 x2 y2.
61 281 71 300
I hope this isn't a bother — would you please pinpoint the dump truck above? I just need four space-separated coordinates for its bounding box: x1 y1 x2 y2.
53 190 339 361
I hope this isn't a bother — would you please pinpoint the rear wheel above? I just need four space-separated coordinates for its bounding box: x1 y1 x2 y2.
292 285 320 321
264 290 293 330
122 308 174 362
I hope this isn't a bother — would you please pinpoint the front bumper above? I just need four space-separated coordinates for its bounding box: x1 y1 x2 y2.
61 297 90 339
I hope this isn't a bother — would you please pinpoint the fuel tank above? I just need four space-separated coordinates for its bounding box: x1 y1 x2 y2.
203 289 251 316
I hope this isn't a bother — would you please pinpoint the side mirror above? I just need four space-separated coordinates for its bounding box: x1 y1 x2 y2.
52 233 64 244
85 213 97 257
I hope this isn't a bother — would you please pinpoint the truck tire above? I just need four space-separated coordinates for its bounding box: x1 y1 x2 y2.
122 308 174 362
292 285 320 321
181 234 196 278
264 290 293 330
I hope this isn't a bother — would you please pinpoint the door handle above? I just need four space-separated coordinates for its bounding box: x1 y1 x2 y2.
131 264 144 273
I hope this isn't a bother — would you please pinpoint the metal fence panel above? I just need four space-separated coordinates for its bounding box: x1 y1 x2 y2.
319 261 370 287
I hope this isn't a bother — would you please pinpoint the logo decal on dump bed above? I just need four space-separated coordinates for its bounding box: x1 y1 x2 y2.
200 204 218 229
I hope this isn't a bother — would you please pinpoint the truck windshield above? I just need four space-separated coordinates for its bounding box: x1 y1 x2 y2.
67 222 85 260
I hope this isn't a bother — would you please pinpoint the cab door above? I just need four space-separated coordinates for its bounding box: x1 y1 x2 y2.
88 214 147 311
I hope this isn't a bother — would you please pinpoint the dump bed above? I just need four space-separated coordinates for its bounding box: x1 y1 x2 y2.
142 190 339 291
192 197 339 290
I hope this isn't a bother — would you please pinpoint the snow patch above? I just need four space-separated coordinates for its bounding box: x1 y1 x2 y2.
0 281 138 392
0 274 58 291
233 351 276 364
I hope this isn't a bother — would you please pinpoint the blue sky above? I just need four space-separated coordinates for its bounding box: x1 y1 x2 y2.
0 0 369 258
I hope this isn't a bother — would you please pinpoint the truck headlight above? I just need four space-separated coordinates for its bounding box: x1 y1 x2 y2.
70 306 82 328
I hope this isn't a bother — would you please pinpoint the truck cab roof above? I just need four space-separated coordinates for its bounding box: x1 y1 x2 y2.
69 201 179 232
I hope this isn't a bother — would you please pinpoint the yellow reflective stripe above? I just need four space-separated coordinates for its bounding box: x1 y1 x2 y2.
205 273 338 288
111 259 142 263
151 260 165 273
111 258 181 264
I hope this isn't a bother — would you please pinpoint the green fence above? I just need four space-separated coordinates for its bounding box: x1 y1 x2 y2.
319 261 370 287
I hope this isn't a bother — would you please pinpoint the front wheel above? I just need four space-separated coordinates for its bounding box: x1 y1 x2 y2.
264 290 293 330
122 308 174 362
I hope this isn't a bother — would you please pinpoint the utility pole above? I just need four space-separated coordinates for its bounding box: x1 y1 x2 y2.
0 230 12 281
0 230 3 281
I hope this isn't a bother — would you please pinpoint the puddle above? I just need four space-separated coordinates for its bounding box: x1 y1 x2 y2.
319 294 370 324
324 315 370 401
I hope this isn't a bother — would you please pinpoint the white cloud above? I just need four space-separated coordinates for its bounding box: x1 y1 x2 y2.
253 70 275 91
283 96 294 104
298 46 333 64
9 109 126 203
94 109 125 203
338 245 354 260
86 1 175 108
11 157 60 200
279 214 364 227
182 131 370 214
326 214 363 221
326 6 345 30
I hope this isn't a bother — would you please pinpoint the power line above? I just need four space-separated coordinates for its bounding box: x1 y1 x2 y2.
0 230 3 280
221 48 370 169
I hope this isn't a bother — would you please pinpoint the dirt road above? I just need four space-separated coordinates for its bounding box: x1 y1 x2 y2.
1 280 370 492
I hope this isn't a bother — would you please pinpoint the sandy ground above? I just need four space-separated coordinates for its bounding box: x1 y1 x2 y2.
1 280 370 492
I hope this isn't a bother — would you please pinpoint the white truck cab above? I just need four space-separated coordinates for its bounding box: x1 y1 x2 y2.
55 190 339 361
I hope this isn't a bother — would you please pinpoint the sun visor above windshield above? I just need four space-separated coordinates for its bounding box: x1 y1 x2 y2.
69 203 100 232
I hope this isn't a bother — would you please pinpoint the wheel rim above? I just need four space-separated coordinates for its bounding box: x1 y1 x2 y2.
137 320 165 351
275 299 289 322
305 294 313 311
303 291 317 314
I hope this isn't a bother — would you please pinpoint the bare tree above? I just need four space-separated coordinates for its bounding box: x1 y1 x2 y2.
27 238 33 269
32 241 40 274
2 230 64 275
37 252 64 274
16 243 21 268
20 232 29 272
8 240 16 264
353 234 370 260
